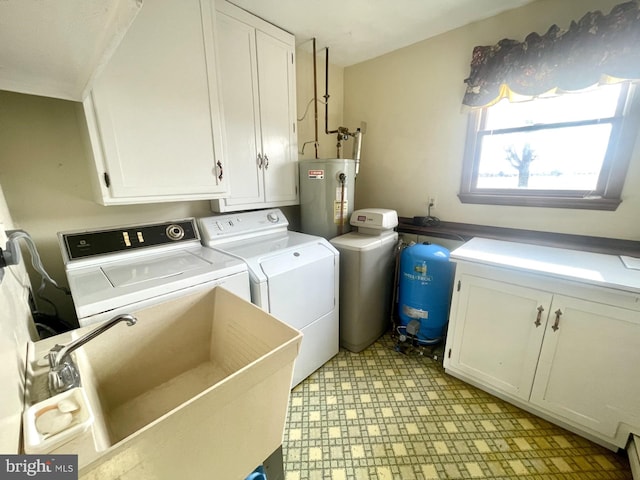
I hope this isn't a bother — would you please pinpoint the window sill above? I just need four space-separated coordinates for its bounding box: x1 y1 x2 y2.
457 193 621 211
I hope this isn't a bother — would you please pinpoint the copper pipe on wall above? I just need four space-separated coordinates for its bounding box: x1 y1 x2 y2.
323 46 359 159
312 38 319 159
324 46 338 136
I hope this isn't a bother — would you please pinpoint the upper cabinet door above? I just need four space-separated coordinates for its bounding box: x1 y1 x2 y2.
256 31 298 204
210 0 298 212
215 12 264 206
84 0 227 204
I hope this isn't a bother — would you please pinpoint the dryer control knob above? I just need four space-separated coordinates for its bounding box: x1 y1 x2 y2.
267 212 279 223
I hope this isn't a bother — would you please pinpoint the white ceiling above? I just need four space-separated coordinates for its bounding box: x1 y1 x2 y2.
229 0 537 67
0 0 142 101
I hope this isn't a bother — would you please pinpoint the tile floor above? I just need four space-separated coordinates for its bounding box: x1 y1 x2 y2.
283 333 632 479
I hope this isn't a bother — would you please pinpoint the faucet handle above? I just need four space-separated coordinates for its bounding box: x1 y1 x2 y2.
47 344 65 368
47 343 81 394
48 362 81 394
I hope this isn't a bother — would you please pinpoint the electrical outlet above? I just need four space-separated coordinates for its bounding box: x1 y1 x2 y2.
428 196 436 210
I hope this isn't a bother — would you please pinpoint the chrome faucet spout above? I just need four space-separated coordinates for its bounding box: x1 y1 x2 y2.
47 313 137 395
50 314 137 368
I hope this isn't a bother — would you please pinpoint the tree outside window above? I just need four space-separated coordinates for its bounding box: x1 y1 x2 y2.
459 82 640 210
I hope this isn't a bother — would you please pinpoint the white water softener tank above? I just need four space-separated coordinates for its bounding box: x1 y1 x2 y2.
299 158 356 240
330 209 399 352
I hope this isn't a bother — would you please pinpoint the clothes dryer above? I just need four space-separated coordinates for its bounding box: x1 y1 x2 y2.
199 209 339 387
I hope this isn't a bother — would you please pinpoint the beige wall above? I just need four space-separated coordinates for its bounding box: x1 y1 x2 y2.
0 92 294 326
0 91 216 324
344 0 640 241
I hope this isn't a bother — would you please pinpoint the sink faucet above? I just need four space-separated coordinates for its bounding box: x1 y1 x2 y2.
47 313 137 395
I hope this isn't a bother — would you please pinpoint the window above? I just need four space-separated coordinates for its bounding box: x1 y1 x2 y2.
459 82 640 210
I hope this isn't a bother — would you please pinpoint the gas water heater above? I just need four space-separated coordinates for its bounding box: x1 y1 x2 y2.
299 158 357 240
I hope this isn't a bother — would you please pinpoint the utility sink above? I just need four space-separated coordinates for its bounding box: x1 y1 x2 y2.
24 287 302 480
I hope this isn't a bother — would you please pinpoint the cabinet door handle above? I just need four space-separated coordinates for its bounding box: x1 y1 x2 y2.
534 305 544 327
552 309 562 331
264 154 269 170
257 153 263 169
216 160 223 181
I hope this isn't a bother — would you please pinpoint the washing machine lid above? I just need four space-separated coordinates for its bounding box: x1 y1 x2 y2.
67 246 247 320
330 231 398 252
102 251 209 287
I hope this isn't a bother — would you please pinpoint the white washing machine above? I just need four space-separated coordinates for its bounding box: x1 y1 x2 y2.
199 209 339 387
59 218 250 327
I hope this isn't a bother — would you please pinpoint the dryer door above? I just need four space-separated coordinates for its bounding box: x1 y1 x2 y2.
260 244 336 331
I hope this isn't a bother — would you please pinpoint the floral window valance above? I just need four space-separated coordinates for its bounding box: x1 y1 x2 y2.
462 0 640 108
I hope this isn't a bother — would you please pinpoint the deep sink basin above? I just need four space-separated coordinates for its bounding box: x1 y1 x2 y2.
78 293 236 446
27 287 302 480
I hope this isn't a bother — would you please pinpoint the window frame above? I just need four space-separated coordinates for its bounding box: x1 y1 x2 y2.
458 82 640 211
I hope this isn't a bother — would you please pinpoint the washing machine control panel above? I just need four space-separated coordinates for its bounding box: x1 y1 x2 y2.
61 219 199 260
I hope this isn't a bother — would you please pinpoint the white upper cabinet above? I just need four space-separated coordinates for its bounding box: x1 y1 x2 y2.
211 14 262 206
0 0 141 101
82 0 228 205
211 0 298 212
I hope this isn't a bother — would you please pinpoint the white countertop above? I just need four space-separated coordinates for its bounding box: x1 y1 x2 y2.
450 237 640 294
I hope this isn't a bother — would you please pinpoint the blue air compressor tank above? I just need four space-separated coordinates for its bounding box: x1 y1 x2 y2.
397 243 454 343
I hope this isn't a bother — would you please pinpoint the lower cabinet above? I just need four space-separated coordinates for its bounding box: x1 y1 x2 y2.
531 294 640 439
447 275 551 402
445 260 640 450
